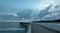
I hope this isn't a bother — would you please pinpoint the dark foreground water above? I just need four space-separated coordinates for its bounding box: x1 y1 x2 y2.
0 22 26 33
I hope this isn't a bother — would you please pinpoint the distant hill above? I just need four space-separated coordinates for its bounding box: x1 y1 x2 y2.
32 19 60 22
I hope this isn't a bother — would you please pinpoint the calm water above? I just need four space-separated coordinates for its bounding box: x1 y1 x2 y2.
36 23 60 31
0 22 26 33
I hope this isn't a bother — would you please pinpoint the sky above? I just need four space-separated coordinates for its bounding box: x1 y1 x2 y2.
0 0 42 9
0 0 60 15
0 0 42 14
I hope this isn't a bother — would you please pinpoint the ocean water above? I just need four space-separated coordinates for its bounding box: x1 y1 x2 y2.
0 22 26 33
36 22 60 31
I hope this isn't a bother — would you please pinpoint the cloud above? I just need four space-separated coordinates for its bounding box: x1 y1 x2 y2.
42 4 60 20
